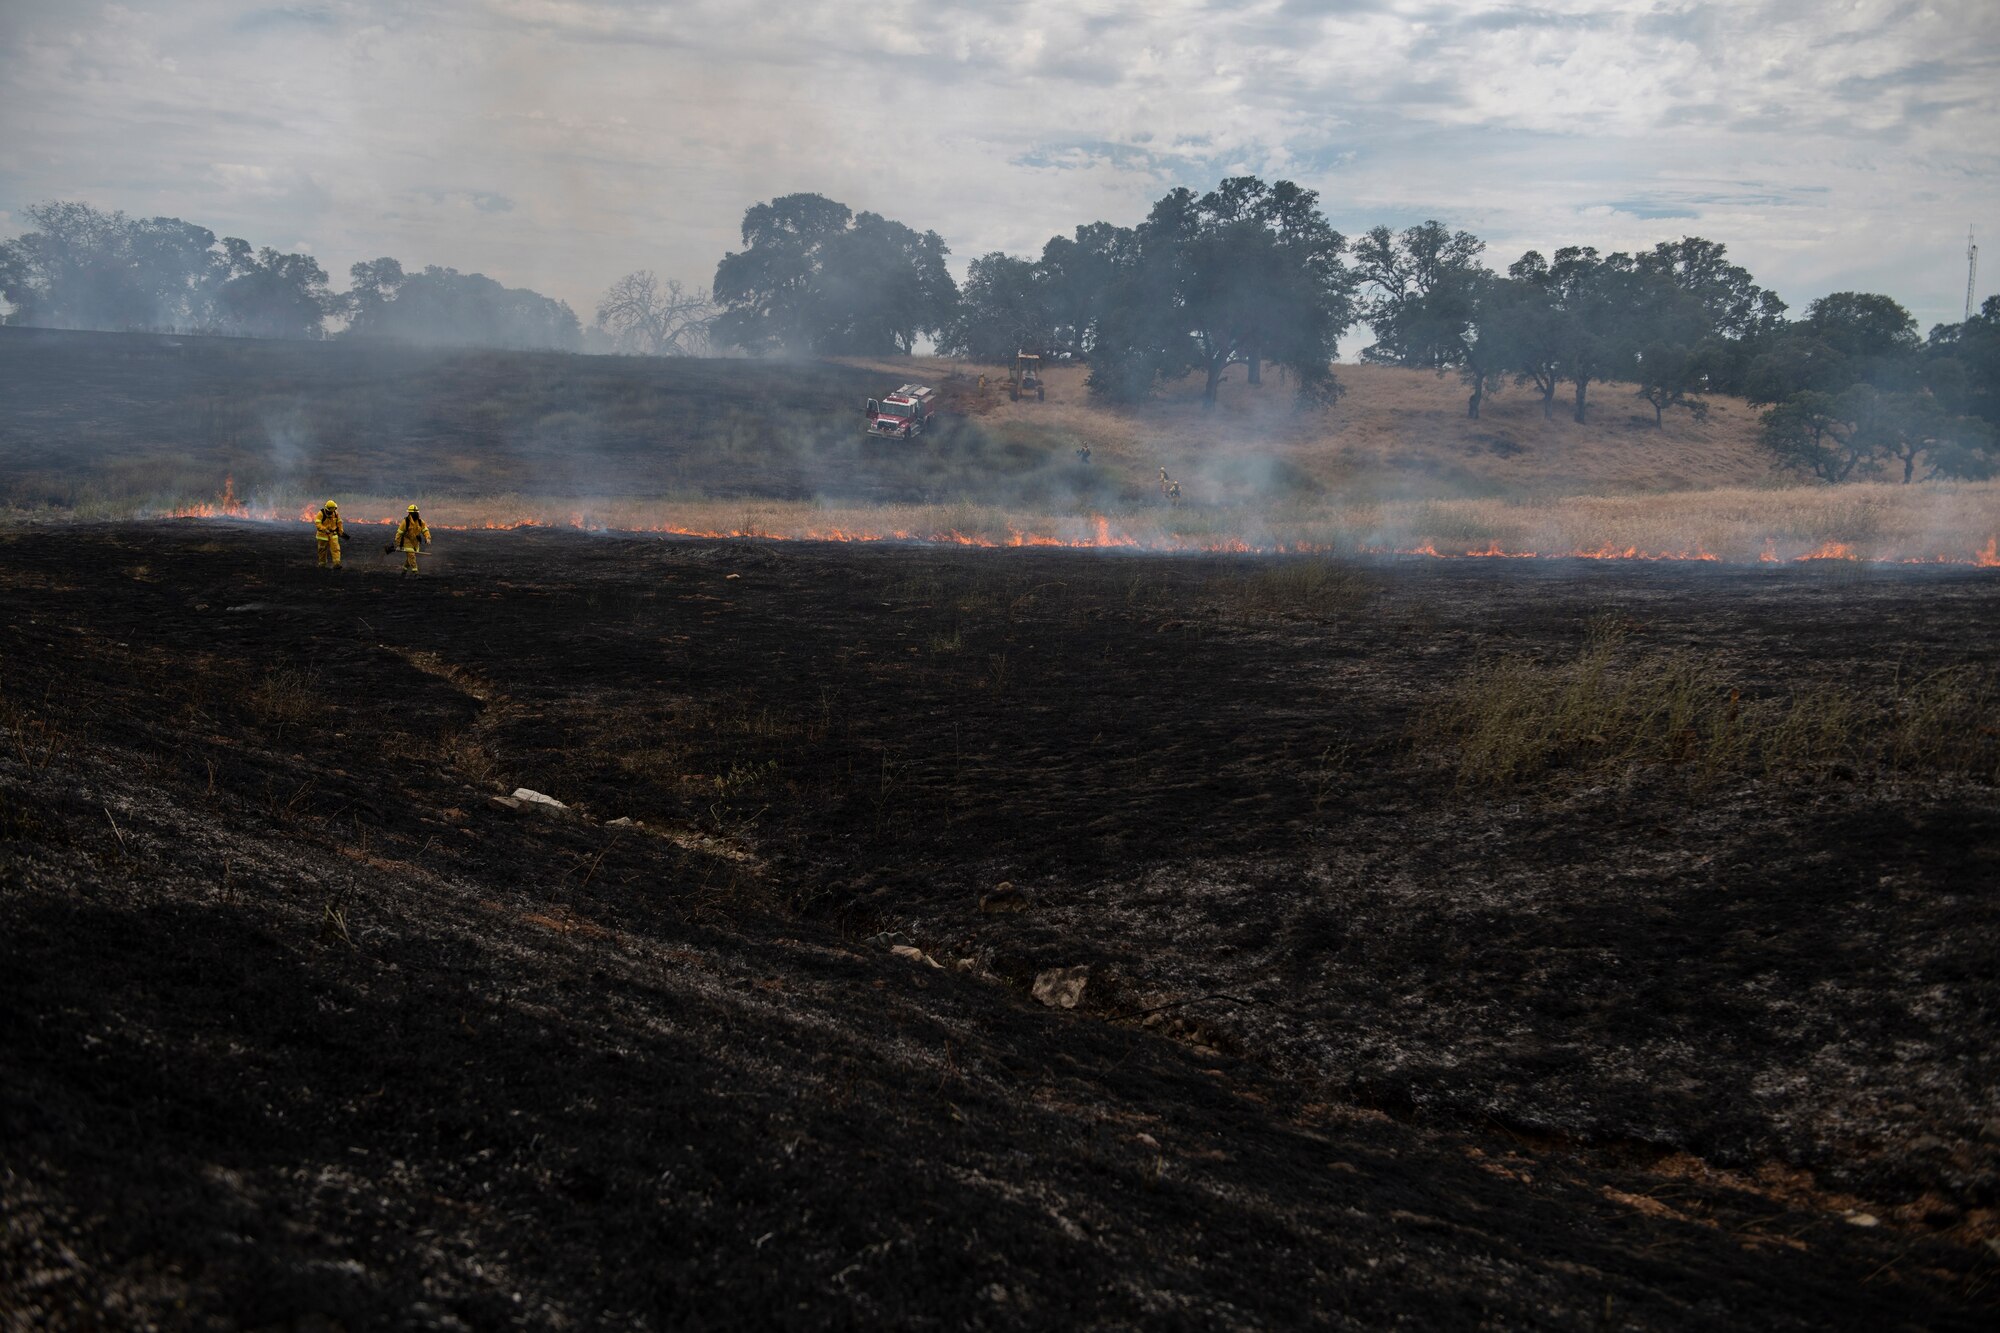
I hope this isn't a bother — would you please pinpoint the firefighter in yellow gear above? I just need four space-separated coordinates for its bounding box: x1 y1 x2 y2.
314 500 345 569
392 504 431 574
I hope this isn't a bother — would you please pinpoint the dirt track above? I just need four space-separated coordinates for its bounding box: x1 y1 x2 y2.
2 521 1997 1329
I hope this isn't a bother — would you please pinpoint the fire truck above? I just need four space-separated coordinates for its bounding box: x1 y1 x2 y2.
864 384 938 440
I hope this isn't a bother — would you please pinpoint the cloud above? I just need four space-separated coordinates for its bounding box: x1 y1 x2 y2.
232 6 339 33
414 188 517 214
0 0 1994 336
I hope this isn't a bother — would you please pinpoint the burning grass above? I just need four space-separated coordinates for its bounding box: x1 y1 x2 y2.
6 332 1994 563
79 480 1996 566
1416 619 2000 788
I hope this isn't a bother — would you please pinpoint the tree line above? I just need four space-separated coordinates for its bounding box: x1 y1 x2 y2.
707 183 1995 482
7 192 1995 483
0 200 640 353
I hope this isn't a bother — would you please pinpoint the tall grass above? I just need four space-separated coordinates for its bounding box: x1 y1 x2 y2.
1414 621 1998 788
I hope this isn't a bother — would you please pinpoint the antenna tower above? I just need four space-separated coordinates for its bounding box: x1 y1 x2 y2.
1970 226 1980 322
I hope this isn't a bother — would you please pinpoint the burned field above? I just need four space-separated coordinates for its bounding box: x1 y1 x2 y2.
3 521 1998 1328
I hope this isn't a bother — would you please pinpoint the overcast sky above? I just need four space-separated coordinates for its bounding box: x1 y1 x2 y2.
2 0 1996 338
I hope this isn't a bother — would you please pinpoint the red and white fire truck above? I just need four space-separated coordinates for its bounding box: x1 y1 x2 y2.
864 384 938 440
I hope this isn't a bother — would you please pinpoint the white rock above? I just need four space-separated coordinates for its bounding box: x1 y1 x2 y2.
1844 1212 1880 1228
1032 965 1090 1009
890 944 942 968
511 788 567 810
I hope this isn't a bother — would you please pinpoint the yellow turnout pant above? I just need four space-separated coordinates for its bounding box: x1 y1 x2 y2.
316 534 341 567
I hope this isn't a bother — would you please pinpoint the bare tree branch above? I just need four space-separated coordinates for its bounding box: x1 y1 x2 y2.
595 270 716 356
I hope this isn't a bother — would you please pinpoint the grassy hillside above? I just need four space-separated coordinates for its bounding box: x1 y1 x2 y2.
839 355 1778 501
0 327 1082 512
3 327 1778 521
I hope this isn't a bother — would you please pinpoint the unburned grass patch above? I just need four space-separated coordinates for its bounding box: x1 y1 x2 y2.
1413 621 1999 789
247 666 326 736
1204 557 1374 620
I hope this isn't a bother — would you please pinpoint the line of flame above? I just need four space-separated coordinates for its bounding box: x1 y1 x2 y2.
153 485 2000 567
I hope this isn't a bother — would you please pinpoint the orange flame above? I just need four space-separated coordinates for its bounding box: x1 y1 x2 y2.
152 486 2000 566
164 476 258 520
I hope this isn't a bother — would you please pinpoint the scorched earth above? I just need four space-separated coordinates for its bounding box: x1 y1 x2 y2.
1 520 1996 1329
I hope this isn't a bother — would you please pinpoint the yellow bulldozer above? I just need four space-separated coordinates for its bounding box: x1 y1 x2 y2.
1008 351 1045 402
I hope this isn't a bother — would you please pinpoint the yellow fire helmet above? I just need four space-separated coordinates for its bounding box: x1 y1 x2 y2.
408 504 420 512
324 500 338 510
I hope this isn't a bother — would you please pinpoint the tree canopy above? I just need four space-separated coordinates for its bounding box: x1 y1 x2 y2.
711 194 957 356
1354 220 1486 369
939 253 1051 361
0 200 335 338
342 260 581 350
1086 177 1356 408
0 199 583 350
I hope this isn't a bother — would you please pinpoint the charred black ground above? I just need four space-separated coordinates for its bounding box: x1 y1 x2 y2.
2 521 1996 1329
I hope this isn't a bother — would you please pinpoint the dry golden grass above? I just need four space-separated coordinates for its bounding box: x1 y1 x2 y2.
1415 620 2000 788
1327 483 2000 562
833 355 1775 500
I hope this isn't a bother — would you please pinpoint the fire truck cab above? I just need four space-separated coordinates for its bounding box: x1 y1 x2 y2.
864 384 938 440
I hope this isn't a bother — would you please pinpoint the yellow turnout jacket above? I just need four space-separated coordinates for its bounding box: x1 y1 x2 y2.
394 515 430 550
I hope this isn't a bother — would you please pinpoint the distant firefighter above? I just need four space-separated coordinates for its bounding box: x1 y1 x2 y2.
390 504 431 574
314 500 345 569
1159 467 1182 504
1075 443 1092 464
